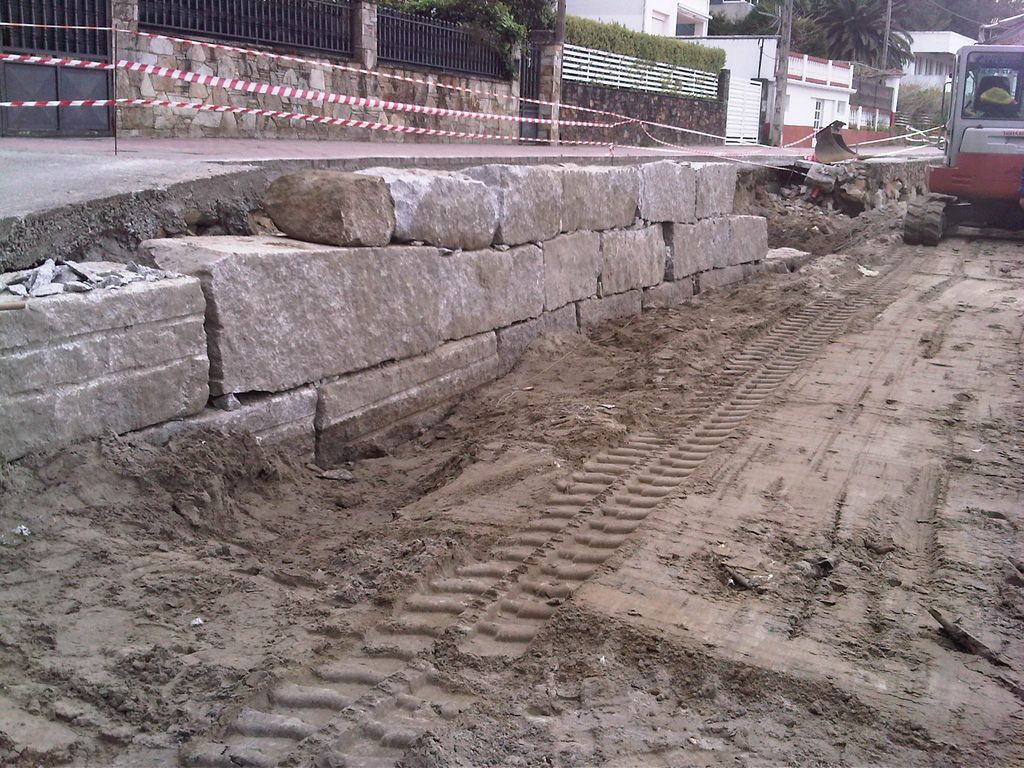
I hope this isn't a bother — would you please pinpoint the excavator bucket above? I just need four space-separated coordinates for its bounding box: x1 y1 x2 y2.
813 120 859 164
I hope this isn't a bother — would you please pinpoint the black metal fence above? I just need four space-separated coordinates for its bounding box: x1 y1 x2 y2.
138 0 353 57
0 0 109 56
378 7 506 80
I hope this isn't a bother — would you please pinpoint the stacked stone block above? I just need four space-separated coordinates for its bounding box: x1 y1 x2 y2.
0 161 770 464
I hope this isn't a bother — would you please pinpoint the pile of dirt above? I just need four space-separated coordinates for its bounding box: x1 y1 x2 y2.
737 182 905 257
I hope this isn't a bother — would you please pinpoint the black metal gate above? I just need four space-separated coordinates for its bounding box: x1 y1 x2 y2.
0 0 112 137
518 43 540 140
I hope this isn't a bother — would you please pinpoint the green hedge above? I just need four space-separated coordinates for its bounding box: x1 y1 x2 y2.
565 16 725 73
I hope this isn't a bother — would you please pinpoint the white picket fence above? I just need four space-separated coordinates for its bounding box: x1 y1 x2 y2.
561 44 720 100
726 77 763 145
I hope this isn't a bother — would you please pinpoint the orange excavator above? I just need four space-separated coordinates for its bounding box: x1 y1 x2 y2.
903 45 1024 245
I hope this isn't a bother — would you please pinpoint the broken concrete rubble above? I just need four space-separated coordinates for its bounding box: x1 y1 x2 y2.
0 259 177 302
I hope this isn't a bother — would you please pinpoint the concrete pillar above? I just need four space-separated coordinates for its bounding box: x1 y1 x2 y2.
353 1 378 70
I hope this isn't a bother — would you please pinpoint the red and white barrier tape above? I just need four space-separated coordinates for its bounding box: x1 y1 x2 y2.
638 124 801 171
0 51 626 130
128 29 630 121
0 96 617 147
848 125 940 147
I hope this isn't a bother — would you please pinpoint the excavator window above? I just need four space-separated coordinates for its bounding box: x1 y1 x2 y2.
962 52 1024 120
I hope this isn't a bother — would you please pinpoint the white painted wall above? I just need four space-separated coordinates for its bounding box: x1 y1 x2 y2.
691 36 777 81
566 0 710 36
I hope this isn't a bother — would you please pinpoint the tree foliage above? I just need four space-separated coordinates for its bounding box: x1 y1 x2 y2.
710 0 1024 67
565 16 726 72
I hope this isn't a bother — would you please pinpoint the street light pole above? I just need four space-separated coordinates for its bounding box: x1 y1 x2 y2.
770 0 794 146
556 0 567 43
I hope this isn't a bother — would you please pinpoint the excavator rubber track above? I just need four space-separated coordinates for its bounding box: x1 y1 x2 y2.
903 194 954 246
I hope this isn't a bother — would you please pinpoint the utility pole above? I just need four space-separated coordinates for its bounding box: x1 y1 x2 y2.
770 0 794 146
555 0 567 43
881 0 894 69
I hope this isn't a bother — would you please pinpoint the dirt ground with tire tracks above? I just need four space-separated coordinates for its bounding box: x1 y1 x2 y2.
1 203 1022 767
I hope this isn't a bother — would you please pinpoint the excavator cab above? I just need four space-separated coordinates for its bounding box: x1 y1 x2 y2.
904 45 1024 245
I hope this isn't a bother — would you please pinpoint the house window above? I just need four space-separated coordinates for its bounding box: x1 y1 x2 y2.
813 99 824 129
676 22 696 36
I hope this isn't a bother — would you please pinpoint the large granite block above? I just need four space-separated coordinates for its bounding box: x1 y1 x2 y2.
439 245 544 341
463 164 562 245
639 161 697 223
495 304 579 375
264 171 395 247
131 386 317 454
667 218 729 278
642 279 695 310
727 215 769 266
542 231 601 311
694 163 738 219
699 266 745 292
316 333 499 463
146 237 445 396
0 277 209 461
600 226 666 295
560 166 640 232
358 168 498 250
578 290 642 331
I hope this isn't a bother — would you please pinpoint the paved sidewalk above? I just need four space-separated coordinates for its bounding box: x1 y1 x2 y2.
0 136 938 222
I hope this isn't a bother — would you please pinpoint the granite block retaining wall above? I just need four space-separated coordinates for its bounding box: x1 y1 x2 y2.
1 160 776 464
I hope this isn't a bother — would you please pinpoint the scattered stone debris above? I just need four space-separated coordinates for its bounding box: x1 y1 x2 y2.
0 259 177 301
12 525 31 537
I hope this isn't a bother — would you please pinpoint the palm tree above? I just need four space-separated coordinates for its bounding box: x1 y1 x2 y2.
812 0 913 68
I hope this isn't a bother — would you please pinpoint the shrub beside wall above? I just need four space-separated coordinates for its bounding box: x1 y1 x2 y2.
565 16 726 73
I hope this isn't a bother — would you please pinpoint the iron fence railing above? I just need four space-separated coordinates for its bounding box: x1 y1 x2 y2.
138 0 353 57
0 0 109 57
377 7 507 80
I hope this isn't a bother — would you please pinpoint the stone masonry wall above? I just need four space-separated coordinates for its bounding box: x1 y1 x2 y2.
111 1 519 140
0 161 773 464
559 78 728 147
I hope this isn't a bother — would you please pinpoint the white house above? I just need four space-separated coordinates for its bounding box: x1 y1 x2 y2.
566 0 712 38
708 0 756 21
901 30 976 88
693 35 900 145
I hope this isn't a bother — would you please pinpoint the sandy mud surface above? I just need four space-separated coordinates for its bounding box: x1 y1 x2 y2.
2 207 1022 767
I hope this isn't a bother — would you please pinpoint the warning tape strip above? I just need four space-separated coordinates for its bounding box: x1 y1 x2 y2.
0 51 626 130
4 22 903 154
129 29 629 121
0 96 617 147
